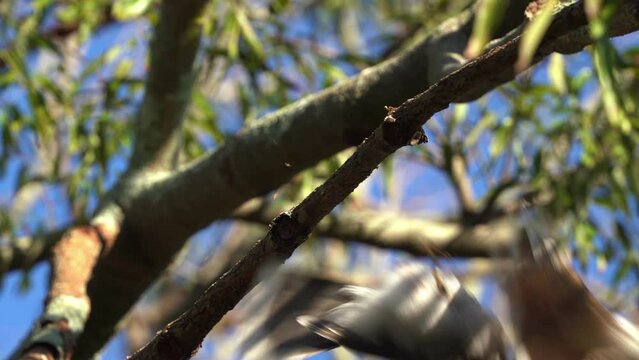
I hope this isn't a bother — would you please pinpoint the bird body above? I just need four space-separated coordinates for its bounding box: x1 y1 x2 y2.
297 265 507 360
232 239 639 360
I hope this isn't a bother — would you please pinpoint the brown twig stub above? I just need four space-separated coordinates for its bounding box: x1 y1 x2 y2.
410 129 429 145
382 100 436 147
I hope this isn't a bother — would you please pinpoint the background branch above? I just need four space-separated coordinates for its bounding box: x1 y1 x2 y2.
0 227 68 276
233 199 517 257
127 0 208 171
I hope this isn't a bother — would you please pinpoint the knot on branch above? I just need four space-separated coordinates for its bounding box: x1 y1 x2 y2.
410 129 428 145
270 212 310 255
382 106 427 147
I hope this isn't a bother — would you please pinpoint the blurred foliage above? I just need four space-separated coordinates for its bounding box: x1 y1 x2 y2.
465 0 507 57
0 0 636 300
416 40 639 285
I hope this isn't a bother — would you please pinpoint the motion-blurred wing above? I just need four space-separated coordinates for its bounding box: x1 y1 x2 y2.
505 235 639 360
297 265 506 360
233 271 355 359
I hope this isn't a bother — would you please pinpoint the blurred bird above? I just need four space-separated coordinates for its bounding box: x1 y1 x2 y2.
502 234 639 360
233 265 506 360
229 219 639 359
295 264 507 360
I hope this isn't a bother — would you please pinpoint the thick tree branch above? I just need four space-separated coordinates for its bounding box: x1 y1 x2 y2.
69 2 209 357
127 0 207 171
233 199 517 257
16 222 119 360
16 0 209 359
130 1 639 358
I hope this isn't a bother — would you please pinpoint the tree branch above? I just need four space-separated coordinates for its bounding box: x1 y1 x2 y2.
0 228 67 276
76 4 503 355
233 199 517 257
127 0 207 171
16 222 118 360
84 1 639 356
16 0 209 359
124 225 261 352
442 142 477 214
130 1 639 357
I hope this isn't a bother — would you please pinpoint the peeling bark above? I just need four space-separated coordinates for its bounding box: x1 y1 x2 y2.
18 223 118 360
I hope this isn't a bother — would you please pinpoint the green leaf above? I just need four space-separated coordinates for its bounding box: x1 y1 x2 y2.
339 7 362 54
318 59 347 85
516 0 557 71
234 8 265 61
548 53 568 94
304 170 318 199
192 90 224 143
574 221 596 263
569 68 592 93
96 117 109 173
224 14 240 60
56 4 80 24
112 0 154 20
531 150 543 179
114 59 134 79
615 220 632 249
381 157 394 199
612 252 637 285
490 117 513 157
270 0 290 13
80 46 123 82
465 112 495 148
452 103 468 129
465 0 508 57
593 40 631 133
